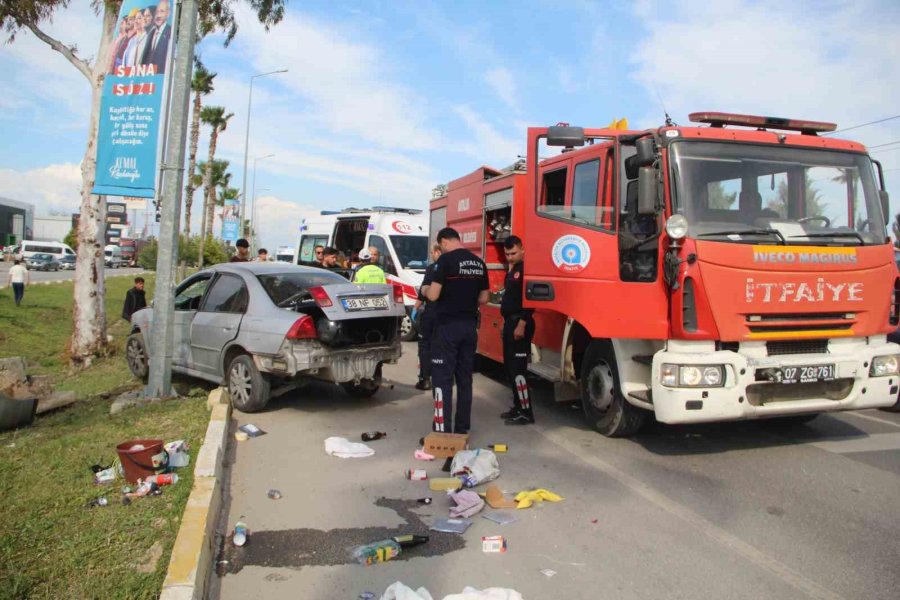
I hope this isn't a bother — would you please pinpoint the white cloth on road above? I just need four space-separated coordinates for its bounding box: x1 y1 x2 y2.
380 582 523 600
324 436 374 458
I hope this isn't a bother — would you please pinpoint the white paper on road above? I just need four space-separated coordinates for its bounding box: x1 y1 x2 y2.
324 436 375 458
380 582 523 600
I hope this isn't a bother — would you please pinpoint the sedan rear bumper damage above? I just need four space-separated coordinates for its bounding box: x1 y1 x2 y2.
258 340 402 384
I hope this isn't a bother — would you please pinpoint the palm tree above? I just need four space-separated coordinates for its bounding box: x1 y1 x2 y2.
184 58 216 236
198 106 233 266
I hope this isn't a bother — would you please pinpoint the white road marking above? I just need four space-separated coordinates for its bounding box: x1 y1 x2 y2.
841 411 900 429
810 432 900 454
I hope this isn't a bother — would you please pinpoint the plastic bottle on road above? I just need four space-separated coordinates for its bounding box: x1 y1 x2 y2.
351 539 401 565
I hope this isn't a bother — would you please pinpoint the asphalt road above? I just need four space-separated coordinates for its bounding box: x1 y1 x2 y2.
0 260 145 285
211 343 900 600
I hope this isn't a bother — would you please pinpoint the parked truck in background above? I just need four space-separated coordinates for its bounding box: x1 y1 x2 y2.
430 112 900 437
276 246 296 263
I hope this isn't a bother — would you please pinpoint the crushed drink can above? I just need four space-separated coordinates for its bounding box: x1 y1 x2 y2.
482 536 507 553
405 469 427 481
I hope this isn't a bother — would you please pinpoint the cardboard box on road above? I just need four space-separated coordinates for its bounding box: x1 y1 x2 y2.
423 432 469 458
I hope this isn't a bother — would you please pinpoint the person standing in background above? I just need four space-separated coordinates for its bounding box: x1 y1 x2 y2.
7 260 29 307
122 277 147 322
414 243 442 390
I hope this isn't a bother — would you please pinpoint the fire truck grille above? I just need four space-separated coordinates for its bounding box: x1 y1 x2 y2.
766 339 829 356
746 379 853 405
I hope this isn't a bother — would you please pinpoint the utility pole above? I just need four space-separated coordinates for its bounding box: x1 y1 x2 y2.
146 0 199 398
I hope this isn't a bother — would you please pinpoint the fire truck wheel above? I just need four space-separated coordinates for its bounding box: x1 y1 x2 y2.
580 341 646 437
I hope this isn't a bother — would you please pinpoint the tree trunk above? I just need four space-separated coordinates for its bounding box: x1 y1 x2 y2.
70 5 119 368
205 129 219 236
197 128 217 266
184 91 201 235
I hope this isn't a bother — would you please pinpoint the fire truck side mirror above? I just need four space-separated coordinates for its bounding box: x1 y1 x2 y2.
638 167 658 215
880 190 890 221
547 126 585 147
635 137 657 166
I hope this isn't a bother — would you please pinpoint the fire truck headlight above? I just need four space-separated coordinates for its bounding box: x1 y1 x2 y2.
661 364 726 387
665 214 688 240
870 355 900 377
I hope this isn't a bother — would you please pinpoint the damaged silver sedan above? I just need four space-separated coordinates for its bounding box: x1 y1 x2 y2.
126 263 403 412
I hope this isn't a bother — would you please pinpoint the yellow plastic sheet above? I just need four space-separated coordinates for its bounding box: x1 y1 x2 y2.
514 488 564 509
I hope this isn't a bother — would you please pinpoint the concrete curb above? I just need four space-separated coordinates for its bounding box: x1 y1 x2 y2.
160 390 230 600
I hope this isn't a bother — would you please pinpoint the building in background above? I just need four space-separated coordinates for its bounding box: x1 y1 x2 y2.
0 197 34 246
33 215 72 242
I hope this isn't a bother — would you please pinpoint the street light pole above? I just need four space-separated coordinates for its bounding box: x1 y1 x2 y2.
240 69 287 238
252 187 270 248
250 154 274 249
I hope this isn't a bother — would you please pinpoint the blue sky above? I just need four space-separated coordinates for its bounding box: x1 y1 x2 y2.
2 0 899 249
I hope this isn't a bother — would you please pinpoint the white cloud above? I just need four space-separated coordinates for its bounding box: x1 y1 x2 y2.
0 163 83 215
453 105 523 166
629 0 900 130
250 195 321 249
485 67 520 113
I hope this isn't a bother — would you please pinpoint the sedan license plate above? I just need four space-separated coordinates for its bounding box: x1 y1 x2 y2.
341 296 388 311
781 364 835 384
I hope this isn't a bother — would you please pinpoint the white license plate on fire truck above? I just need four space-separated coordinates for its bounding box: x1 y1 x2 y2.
341 296 388 311
781 364 835 384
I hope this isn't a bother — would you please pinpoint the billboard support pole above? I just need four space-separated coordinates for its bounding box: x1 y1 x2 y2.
146 0 199 398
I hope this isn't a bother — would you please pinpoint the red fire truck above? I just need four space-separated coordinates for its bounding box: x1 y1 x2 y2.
429 112 900 437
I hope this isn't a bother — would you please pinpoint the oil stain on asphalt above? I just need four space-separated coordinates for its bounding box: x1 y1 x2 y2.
217 497 466 574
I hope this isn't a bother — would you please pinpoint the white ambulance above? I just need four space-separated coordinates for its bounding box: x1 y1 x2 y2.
295 207 429 340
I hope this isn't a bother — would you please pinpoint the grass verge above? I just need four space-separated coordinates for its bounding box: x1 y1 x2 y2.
0 273 157 397
0 394 209 599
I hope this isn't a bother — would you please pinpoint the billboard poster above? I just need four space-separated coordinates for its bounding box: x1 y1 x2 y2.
222 198 240 242
92 0 174 198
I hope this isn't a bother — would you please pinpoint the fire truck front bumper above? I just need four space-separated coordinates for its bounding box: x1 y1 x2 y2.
650 337 900 425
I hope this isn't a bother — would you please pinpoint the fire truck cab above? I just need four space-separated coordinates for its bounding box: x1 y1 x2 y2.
430 113 900 437
295 207 429 341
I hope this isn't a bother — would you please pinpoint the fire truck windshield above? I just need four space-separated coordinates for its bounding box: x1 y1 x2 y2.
670 141 885 245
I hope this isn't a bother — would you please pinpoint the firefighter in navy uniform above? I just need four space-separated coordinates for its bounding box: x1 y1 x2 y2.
414 243 443 390
500 236 535 425
425 228 489 468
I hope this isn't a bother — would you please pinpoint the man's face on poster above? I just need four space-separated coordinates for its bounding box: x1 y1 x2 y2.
142 10 152 31
155 1 169 28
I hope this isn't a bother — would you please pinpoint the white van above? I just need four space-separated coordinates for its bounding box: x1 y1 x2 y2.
104 245 127 268
14 240 76 261
296 207 429 340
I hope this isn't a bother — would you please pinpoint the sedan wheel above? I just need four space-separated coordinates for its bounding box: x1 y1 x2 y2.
125 333 149 381
400 314 418 341
227 354 271 413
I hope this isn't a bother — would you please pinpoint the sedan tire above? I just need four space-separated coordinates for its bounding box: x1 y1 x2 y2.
341 364 383 398
227 354 271 413
126 333 149 381
400 314 418 342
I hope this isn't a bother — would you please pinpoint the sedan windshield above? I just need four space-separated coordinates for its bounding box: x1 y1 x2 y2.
671 141 885 245
257 271 347 307
389 235 428 270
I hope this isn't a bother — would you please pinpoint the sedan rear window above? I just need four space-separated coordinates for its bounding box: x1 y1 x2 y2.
258 271 347 306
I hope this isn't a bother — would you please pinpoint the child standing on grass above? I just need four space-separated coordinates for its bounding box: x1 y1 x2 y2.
7 260 28 307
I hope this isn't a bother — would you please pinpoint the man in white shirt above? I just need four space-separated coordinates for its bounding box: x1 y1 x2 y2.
7 260 29 307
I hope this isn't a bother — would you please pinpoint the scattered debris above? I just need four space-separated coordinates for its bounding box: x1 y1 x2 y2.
234 522 249 547
325 437 375 458
145 473 178 486
235 431 249 442
86 496 108 508
415 448 436 461
125 479 163 499
482 536 507 553
405 468 427 481
165 440 191 467
450 449 500 487
591 518 598 524
239 424 266 438
380 582 524 600
392 534 429 550
429 477 462 492
358 593 376 600
423 432 469 458
482 511 517 525
514 488 564 509
352 538 401 565
448 489 484 518
540 568 557 578
488 444 507 453
361 431 387 442
484 485 517 509
417 497 433 505
267 489 283 500
430 517 472 534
